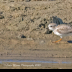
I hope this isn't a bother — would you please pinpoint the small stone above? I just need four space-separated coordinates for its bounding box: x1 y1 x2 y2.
0 11 3 14
39 24 45 28
21 35 26 38
18 34 26 38
40 40 45 44
0 15 4 19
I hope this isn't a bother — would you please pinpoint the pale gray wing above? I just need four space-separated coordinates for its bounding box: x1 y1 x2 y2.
56 25 72 34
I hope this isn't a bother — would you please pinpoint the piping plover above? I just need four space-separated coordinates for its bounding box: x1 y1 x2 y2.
48 23 72 43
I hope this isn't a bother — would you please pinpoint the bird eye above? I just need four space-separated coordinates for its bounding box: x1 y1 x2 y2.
50 26 52 27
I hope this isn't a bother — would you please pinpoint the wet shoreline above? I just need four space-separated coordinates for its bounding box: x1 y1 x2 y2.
0 58 72 64
0 58 72 69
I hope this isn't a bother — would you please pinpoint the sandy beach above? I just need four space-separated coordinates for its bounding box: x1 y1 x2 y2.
0 0 72 69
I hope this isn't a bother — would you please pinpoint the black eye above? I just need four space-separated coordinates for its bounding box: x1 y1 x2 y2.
50 26 52 27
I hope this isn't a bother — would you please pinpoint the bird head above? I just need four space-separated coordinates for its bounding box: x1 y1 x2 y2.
48 23 57 31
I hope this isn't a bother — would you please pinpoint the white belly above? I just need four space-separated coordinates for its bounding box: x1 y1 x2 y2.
53 30 62 36
53 30 72 38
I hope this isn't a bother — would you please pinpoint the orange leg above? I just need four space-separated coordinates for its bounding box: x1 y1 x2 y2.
52 38 62 43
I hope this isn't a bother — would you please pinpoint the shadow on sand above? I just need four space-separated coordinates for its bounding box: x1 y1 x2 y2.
67 41 72 43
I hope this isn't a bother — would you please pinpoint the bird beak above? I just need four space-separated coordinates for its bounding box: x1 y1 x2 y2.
46 27 52 31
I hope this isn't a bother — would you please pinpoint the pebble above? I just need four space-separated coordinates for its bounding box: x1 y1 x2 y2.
17 34 26 38
40 40 45 44
0 15 4 19
39 24 45 28
21 35 26 38
0 11 3 14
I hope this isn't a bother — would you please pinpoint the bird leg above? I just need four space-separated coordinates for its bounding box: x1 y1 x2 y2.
52 38 62 43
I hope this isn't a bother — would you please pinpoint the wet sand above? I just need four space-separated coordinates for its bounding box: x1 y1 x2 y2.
0 59 72 69
0 58 72 69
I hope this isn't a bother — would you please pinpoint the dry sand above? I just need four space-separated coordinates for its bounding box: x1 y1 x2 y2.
0 0 72 69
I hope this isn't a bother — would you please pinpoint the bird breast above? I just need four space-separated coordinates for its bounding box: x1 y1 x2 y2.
53 28 62 36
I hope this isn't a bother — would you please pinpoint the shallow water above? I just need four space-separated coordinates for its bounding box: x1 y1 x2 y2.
0 58 72 64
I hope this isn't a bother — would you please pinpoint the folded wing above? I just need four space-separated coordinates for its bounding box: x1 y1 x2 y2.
56 24 72 34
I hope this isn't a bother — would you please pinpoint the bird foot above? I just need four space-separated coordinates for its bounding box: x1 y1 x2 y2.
52 38 62 43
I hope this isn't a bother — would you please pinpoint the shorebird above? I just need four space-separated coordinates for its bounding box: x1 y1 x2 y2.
48 23 72 43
